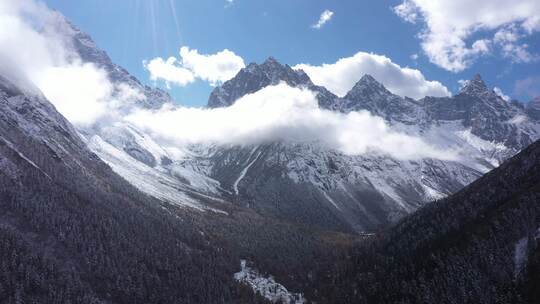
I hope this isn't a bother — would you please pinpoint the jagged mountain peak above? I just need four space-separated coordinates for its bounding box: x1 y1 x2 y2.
208 57 316 108
244 57 287 71
262 56 280 66
337 74 424 123
358 74 380 84
354 74 389 91
344 74 393 100
459 73 489 96
255 57 304 78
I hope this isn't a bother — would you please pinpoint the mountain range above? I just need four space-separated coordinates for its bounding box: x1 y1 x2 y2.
73 18 539 232
0 13 539 304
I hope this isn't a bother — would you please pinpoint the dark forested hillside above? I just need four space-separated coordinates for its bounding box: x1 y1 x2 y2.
308 137 540 303
0 74 353 304
0 77 274 303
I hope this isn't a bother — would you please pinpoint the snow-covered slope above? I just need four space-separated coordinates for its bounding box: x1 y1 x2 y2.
44 14 233 213
234 260 305 304
86 134 226 213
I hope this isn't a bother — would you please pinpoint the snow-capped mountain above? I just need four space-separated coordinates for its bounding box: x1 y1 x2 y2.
208 57 338 110
339 74 423 124
57 18 540 232
423 74 539 152
193 59 540 231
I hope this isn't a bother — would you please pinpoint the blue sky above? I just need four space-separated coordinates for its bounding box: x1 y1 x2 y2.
43 0 540 107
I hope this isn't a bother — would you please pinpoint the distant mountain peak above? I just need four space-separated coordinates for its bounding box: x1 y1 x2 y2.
263 56 280 65
359 74 378 83
344 74 392 100
472 73 483 81
207 57 317 108
357 74 387 89
460 73 489 96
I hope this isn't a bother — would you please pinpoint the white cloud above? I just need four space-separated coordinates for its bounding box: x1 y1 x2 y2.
393 1 418 23
410 53 419 60
144 57 195 87
393 0 540 72
457 79 469 89
36 62 113 125
493 87 510 101
179 47 245 86
145 47 245 87
312 9 334 29
0 0 142 126
523 16 540 33
125 83 456 160
500 43 537 63
293 51 450 99
494 26 537 63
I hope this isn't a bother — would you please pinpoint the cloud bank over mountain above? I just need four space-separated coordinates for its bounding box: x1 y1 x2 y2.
294 52 451 99
125 83 456 160
0 0 134 126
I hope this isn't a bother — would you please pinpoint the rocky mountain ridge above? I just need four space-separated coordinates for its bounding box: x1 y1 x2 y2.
53 17 540 232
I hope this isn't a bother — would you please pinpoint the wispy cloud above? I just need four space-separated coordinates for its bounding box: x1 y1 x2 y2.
312 9 334 29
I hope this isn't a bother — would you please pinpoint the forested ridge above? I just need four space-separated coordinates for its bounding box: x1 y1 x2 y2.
305 137 540 303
